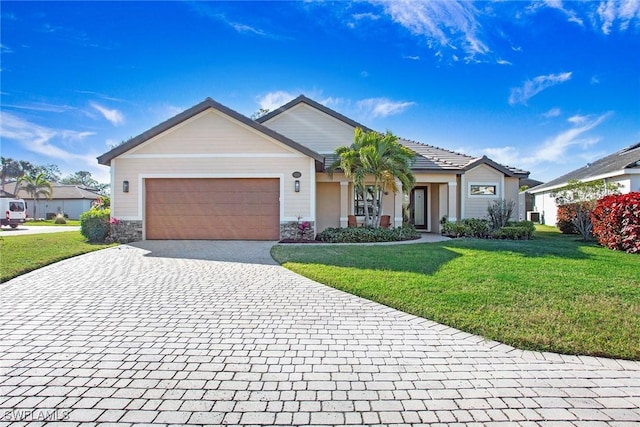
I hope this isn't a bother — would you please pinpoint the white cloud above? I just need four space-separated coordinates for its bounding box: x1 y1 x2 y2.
375 0 489 60
543 0 585 26
590 75 601 85
597 0 640 34
0 112 98 167
542 107 562 118
352 12 380 21
481 111 613 169
356 98 416 118
496 59 512 66
256 91 297 112
403 55 420 60
508 72 572 106
91 102 124 126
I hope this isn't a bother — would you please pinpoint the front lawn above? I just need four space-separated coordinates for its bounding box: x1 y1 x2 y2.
0 231 116 282
271 226 640 360
22 219 81 226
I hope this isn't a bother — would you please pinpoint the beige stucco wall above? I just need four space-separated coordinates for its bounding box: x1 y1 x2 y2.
131 110 293 155
111 109 315 224
261 103 355 154
461 164 503 219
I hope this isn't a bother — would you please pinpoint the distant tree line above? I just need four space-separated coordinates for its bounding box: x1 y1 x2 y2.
0 157 109 196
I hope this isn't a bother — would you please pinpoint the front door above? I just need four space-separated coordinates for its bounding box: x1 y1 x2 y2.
411 187 428 230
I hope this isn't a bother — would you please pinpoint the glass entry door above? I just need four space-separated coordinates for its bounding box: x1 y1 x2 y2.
412 187 428 229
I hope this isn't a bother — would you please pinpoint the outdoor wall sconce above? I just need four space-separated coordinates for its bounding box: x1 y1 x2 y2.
294 180 300 192
123 180 129 193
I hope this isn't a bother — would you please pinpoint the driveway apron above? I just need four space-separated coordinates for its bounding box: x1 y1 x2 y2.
0 241 638 426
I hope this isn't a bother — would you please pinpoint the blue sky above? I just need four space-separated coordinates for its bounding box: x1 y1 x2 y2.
1 1 639 184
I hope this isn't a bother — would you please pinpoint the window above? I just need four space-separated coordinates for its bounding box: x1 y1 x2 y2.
354 186 378 216
469 184 497 196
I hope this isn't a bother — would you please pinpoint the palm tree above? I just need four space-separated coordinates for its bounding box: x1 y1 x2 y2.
16 173 53 219
329 128 416 227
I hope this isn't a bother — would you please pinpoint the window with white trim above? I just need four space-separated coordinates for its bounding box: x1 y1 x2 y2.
469 183 498 196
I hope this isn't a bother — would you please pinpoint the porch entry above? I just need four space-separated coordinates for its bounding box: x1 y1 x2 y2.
410 187 428 230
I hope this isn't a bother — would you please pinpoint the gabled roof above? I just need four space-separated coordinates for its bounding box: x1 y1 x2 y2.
258 96 529 177
529 142 640 193
12 183 102 200
97 97 325 166
256 95 374 132
0 189 16 198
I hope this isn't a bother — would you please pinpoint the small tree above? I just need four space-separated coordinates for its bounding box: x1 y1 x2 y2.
555 179 621 241
16 173 53 219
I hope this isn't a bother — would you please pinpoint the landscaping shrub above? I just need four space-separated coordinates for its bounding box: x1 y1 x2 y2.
591 192 640 254
80 208 111 243
317 225 420 243
442 218 490 238
556 204 578 234
442 219 534 240
53 213 67 224
487 199 515 231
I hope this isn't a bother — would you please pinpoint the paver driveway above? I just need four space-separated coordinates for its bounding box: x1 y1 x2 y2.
1 241 638 426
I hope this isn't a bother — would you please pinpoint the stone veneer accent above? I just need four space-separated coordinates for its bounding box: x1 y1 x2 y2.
280 221 315 241
109 220 143 243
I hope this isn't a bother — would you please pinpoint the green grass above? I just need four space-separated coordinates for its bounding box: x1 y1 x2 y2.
271 225 640 360
22 219 81 226
0 231 115 282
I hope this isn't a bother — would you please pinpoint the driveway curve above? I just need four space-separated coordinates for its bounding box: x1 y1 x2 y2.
0 241 638 426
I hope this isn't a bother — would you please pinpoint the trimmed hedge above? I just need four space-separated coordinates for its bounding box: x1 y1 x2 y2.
317 225 420 243
80 208 111 243
442 219 535 240
591 192 640 254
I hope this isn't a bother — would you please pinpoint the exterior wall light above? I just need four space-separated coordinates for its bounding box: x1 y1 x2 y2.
294 180 300 192
123 180 129 193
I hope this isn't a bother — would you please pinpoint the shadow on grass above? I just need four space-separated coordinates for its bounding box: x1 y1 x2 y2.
272 229 600 276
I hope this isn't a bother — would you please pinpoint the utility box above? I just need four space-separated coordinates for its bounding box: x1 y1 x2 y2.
527 211 541 223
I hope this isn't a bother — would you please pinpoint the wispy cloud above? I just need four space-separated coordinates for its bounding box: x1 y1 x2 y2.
542 107 562 118
0 43 12 54
403 55 420 61
597 0 640 34
356 98 416 118
0 112 97 166
3 102 75 113
373 1 489 61
508 72 572 106
90 102 124 126
497 59 512 66
541 0 585 26
532 0 640 34
189 2 279 38
481 111 613 169
256 91 297 112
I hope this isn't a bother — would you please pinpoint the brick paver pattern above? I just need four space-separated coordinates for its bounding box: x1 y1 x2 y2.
1 241 639 426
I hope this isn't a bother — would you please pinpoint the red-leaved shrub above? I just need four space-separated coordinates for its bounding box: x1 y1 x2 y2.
590 192 640 254
556 203 578 234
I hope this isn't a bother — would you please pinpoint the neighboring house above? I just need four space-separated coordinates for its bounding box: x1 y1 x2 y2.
0 189 16 198
98 95 530 241
9 182 102 220
528 143 640 226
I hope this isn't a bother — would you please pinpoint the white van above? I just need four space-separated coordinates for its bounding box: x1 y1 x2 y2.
0 198 27 228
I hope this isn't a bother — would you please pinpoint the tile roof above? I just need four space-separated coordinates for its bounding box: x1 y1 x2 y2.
529 142 640 192
8 182 102 200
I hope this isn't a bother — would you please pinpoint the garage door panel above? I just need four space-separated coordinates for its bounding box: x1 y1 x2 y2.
146 178 279 240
